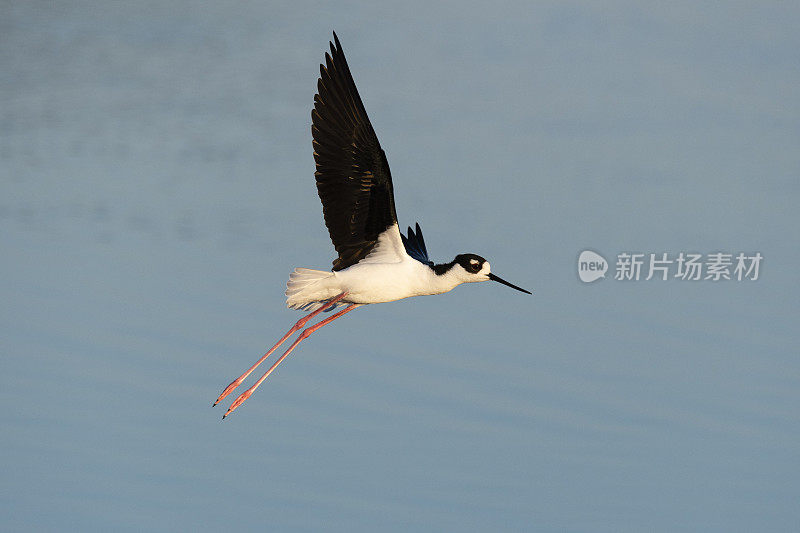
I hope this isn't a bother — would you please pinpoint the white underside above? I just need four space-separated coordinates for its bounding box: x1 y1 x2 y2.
285 223 467 311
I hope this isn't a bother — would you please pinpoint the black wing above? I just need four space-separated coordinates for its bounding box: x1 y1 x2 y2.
312 32 398 271
400 223 433 267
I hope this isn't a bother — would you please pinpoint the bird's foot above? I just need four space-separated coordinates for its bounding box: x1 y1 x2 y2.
223 386 254 419
213 378 243 407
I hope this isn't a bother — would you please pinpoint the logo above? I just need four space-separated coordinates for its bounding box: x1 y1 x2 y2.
578 250 608 283
577 250 763 283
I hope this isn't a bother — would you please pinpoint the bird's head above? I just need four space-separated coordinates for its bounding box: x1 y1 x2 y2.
448 253 532 294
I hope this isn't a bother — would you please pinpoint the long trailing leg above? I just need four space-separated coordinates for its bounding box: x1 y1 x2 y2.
222 303 360 419
213 292 349 407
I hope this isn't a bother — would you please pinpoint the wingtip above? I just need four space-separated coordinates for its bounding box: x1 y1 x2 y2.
330 30 342 57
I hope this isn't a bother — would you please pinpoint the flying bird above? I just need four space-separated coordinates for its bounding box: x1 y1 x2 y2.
215 32 531 418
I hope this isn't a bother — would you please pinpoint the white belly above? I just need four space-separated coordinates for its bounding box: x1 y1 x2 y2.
335 260 443 304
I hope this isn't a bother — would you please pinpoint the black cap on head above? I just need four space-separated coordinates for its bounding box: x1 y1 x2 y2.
454 253 486 274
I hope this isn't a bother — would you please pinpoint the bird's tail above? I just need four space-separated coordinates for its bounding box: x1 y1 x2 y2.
285 268 340 312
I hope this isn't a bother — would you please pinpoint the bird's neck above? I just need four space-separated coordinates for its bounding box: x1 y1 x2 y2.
419 262 462 295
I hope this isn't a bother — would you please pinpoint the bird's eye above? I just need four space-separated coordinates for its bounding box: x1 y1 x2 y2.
472 263 481 273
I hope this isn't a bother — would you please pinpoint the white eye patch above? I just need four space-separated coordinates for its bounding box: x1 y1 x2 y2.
470 259 479 265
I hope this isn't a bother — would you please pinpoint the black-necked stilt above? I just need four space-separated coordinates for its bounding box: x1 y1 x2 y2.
215 32 531 418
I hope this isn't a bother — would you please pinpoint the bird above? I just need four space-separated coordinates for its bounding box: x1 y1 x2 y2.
214 32 531 418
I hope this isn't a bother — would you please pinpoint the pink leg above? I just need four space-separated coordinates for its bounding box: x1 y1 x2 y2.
213 293 349 407
222 303 359 419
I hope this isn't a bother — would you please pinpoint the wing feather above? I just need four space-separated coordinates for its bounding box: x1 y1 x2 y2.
400 223 433 266
312 32 399 271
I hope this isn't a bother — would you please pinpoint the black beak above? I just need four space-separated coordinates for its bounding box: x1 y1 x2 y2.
488 273 532 294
